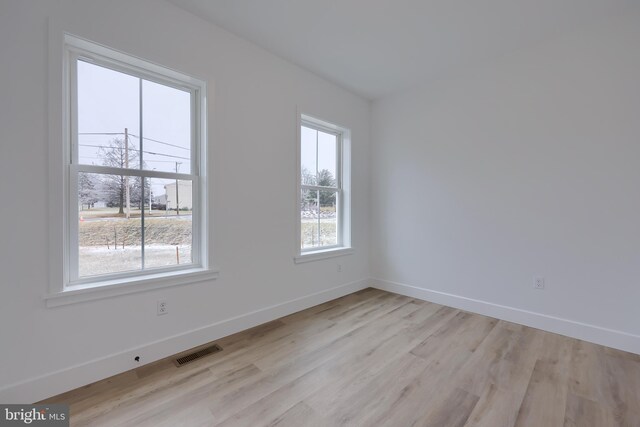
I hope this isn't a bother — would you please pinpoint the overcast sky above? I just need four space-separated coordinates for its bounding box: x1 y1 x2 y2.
78 60 337 199
77 60 191 196
301 125 337 185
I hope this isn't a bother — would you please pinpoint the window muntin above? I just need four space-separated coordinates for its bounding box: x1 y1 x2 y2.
299 121 342 252
68 47 204 286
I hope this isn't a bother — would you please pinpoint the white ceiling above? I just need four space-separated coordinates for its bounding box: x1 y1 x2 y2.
168 0 633 99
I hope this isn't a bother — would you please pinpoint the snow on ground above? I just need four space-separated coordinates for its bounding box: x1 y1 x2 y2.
79 245 192 277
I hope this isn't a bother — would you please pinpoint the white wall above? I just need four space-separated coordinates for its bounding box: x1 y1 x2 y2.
371 6 640 353
0 0 371 402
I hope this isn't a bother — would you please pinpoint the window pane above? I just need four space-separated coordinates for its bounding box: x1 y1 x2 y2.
317 130 337 188
301 126 317 185
144 178 193 269
142 80 192 174
77 60 140 168
78 172 142 277
301 188 319 249
319 189 338 246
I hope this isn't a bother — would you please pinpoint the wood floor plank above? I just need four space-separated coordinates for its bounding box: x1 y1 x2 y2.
37 289 640 427
564 393 618 427
455 321 542 398
100 365 262 427
265 402 329 427
569 339 640 425
195 293 412 390
410 311 498 361
304 305 458 417
464 383 528 427
320 353 432 426
349 313 497 426
569 339 611 403
206 298 427 423
278 287 385 324
68 366 219 425
411 387 479 427
137 401 217 427
250 293 414 370
304 308 470 426
216 303 450 426
514 332 573 427
513 360 569 427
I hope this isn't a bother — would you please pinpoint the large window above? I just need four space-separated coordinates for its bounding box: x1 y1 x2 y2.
296 115 351 261
54 35 212 298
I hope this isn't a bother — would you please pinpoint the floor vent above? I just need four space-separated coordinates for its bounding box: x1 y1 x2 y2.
174 344 223 367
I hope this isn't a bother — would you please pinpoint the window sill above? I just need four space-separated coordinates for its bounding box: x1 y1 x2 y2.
294 247 354 264
45 268 219 307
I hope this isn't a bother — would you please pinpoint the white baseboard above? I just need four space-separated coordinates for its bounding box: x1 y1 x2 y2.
372 278 640 356
0 278 371 404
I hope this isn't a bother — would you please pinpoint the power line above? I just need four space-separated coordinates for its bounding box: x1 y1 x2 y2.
138 150 189 160
129 133 189 151
77 143 189 161
79 156 180 164
78 132 190 151
78 132 123 136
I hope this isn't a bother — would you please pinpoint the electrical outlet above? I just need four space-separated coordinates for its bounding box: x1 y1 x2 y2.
534 278 545 290
157 299 168 315
337 264 342 273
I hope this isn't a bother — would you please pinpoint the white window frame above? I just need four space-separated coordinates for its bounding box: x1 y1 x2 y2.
46 33 217 307
294 113 353 263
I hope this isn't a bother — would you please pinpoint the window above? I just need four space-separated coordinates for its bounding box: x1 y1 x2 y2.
48 34 214 304
296 115 352 262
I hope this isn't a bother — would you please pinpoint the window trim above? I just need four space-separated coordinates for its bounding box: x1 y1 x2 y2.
295 113 352 263
46 32 217 307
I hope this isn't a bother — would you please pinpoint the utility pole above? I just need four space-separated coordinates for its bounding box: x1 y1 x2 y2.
125 128 131 219
175 162 180 216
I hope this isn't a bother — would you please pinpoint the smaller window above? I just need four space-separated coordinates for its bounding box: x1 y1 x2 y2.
296 115 352 262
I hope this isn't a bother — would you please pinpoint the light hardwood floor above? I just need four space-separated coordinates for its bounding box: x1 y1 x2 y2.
41 288 640 426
